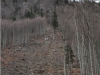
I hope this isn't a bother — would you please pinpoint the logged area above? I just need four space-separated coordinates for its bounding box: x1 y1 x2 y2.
1 0 100 75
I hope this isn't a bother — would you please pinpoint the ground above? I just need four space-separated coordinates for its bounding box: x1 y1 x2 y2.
1 27 80 75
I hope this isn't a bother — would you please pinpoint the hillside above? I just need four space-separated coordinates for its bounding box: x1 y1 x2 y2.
1 0 100 20
1 0 100 75
2 27 81 75
1 0 56 20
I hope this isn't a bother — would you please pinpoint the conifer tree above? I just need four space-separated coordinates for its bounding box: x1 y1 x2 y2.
52 6 58 34
25 0 27 2
65 44 74 64
55 0 59 6
24 10 35 19
64 0 68 4
40 9 44 17
2 0 5 3
34 5 37 13
13 0 17 3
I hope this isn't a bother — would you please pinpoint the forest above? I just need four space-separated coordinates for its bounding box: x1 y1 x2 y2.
1 0 100 75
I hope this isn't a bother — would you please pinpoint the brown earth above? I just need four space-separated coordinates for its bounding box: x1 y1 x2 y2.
1 27 80 75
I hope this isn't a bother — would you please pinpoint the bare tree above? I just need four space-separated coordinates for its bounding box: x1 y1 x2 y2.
57 5 75 75
1 17 47 49
73 2 100 75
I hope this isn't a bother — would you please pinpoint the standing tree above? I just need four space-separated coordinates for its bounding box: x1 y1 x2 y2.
40 9 44 17
24 10 35 19
64 0 69 4
25 0 27 2
52 6 58 34
65 44 74 64
73 2 100 75
55 0 59 6
56 5 74 75
34 0 40 14
52 6 58 41
13 0 17 3
2 0 5 3
64 44 74 75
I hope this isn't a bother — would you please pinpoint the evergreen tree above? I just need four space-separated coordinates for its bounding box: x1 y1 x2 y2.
13 0 17 3
24 11 35 19
25 0 27 2
34 0 40 14
52 6 58 34
40 9 44 17
12 17 16 21
98 3 100 6
65 44 74 64
34 5 39 14
34 3 37 13
55 0 59 6
2 0 5 3
64 0 68 4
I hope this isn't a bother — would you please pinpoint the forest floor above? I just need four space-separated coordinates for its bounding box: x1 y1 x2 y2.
1 27 80 75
